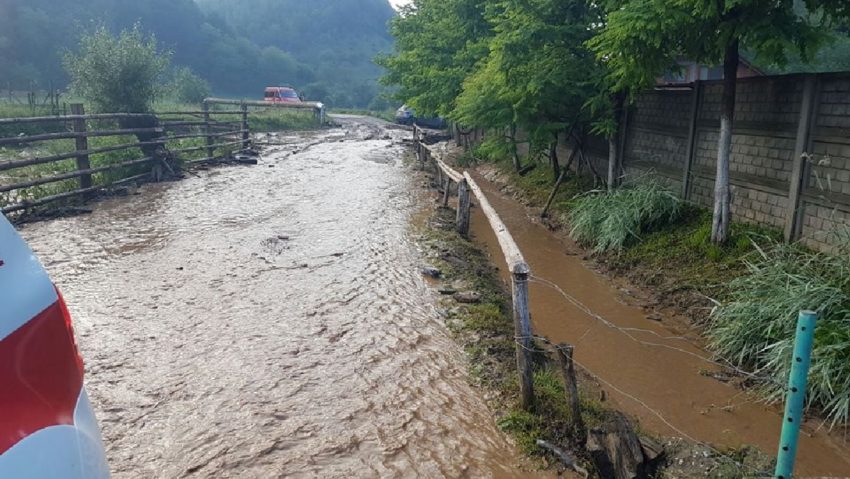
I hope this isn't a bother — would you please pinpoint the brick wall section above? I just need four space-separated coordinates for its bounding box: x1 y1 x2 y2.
455 72 850 252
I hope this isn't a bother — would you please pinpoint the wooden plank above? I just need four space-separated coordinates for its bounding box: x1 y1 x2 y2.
1 172 151 214
204 97 323 111
435 158 463 182
463 172 528 274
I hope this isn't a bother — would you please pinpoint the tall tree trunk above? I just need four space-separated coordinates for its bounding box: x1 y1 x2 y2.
550 135 560 180
510 124 522 172
607 93 626 192
711 39 739 244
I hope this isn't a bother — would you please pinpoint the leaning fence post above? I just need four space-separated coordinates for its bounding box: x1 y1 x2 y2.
442 176 451 207
774 310 818 479
512 262 535 410
202 101 214 160
456 179 471 237
555 343 585 439
241 101 250 150
70 104 92 192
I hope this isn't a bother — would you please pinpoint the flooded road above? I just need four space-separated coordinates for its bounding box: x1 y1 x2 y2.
19 117 542 478
467 168 850 477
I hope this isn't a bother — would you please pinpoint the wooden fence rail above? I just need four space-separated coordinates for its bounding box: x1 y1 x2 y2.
415 134 535 410
0 102 263 216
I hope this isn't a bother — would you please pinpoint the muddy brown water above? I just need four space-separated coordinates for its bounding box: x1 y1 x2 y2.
19 117 551 478
467 168 850 477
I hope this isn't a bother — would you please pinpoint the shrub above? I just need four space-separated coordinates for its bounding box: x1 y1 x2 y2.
709 242 850 427
168 67 211 105
64 25 170 113
568 176 682 252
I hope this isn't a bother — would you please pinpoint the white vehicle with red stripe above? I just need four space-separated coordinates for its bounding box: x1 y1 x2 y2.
0 214 110 478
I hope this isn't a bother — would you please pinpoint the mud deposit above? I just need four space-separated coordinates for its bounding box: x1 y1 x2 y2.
20 117 539 478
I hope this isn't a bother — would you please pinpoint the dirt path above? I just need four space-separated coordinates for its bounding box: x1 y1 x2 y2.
18 117 547 479
466 168 850 477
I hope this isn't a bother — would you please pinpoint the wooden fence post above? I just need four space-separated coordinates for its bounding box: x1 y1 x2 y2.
202 101 214 160
442 177 451 207
70 104 92 192
456 178 471 237
784 74 819 243
555 343 585 438
241 101 250 150
681 80 703 200
512 263 535 411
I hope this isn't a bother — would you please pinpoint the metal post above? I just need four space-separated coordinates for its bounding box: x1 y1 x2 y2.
202 101 214 160
774 310 818 479
511 264 535 410
456 179 471 237
70 104 92 191
241 101 250 150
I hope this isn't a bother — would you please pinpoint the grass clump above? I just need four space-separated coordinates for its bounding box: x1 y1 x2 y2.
569 176 682 252
708 242 850 427
249 108 319 132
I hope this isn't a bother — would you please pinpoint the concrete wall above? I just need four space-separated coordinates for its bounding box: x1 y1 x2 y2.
456 72 850 252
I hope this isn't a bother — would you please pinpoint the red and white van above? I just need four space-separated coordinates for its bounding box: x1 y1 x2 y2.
0 214 110 478
263 86 303 103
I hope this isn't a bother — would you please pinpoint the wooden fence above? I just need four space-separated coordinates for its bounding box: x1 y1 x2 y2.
0 102 271 216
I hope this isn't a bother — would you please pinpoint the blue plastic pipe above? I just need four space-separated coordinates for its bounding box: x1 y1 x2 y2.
774 310 818 479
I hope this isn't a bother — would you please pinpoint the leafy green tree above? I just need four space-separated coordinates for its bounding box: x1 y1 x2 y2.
589 0 850 243
169 67 211 104
378 0 493 117
64 25 170 113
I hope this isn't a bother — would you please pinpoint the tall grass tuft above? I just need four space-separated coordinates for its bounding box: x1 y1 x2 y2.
708 242 850 427
568 176 682 252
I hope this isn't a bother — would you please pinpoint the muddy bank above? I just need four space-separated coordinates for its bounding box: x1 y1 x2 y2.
19 117 541 478
458 163 850 476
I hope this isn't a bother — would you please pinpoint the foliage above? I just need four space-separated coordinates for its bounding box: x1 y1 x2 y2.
248 109 318 132
168 67 211 105
1 0 394 108
377 0 493 117
64 25 170 113
569 176 682 252
709 242 850 427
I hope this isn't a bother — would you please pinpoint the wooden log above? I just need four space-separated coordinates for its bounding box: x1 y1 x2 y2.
203 102 215 160
0 140 166 172
456 178 471 237
1 172 151 214
0 112 154 126
241 102 250 150
442 176 451 207
70 104 92 192
536 440 589 478
0 127 164 146
512 269 535 411
0 156 154 193
463 172 527 273
555 343 586 439
204 97 322 111
541 146 579 218
586 412 652 479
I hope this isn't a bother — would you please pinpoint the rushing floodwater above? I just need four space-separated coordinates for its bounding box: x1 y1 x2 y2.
20 117 547 478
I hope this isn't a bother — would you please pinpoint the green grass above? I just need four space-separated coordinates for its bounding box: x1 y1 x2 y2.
249 108 319 132
708 242 850 427
568 176 683 252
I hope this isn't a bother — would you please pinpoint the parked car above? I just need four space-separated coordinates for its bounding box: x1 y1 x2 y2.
264 86 303 103
0 214 110 478
395 104 447 129
395 105 415 125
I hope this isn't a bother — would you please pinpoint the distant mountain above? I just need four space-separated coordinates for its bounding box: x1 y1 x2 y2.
194 0 397 107
0 0 396 108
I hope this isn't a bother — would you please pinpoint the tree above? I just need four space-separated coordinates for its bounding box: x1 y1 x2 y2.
590 0 850 243
169 67 211 104
64 25 170 113
377 0 493 117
